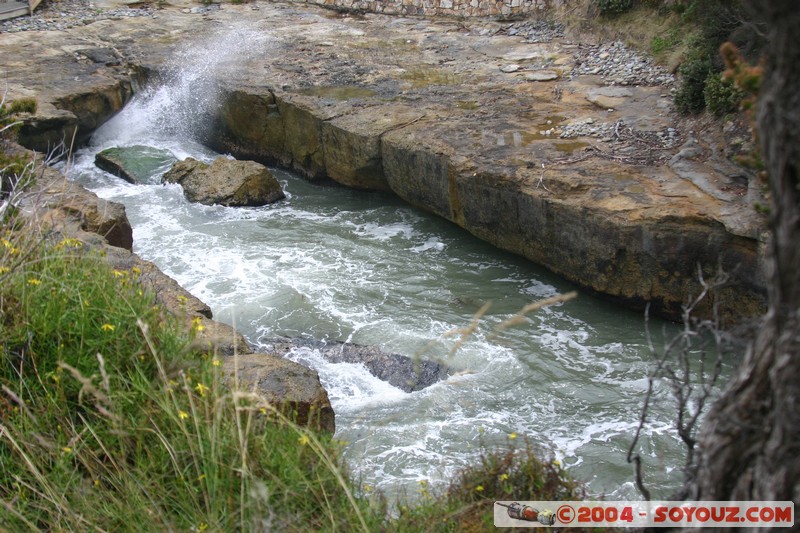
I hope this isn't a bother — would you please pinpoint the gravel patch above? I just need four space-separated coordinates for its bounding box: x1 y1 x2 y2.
560 119 681 149
1 0 156 33
571 41 674 87
500 19 565 43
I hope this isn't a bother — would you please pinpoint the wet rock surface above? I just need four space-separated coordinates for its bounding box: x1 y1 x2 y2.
262 337 450 393
162 156 285 207
95 145 177 184
1 1 768 322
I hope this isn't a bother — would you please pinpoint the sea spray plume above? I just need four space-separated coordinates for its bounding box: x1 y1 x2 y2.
93 25 279 147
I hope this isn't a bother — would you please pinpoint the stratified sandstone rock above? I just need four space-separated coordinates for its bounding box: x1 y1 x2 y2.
223 353 336 433
162 156 285 207
27 162 134 250
95 145 177 184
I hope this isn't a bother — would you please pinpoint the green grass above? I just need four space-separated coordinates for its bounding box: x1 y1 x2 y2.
0 153 583 530
0 225 380 531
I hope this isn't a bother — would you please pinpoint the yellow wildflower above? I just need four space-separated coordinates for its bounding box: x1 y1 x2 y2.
131 266 141 276
27 278 41 286
194 382 209 397
191 316 205 332
61 447 72 454
197 523 208 532
297 434 310 446
100 323 116 332
211 358 221 367
499 473 509 481
475 485 484 492
0 266 10 275
56 238 83 250
508 432 517 440
178 410 189 420
112 269 127 278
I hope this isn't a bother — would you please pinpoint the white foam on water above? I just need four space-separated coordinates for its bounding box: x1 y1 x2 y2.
59 24 716 503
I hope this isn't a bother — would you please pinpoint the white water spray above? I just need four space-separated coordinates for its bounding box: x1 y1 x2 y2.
93 24 278 151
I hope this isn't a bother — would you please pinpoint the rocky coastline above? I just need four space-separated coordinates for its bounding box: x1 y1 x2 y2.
2 0 768 328
14 142 452 432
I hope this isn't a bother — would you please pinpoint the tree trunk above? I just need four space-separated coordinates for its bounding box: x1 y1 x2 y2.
684 1 800 507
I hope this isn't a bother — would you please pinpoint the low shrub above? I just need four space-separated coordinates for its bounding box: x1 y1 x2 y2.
675 57 712 114
704 71 744 116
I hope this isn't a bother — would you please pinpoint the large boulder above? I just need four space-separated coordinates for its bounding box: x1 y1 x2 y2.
223 353 336 433
95 145 177 184
264 337 450 393
162 156 285 207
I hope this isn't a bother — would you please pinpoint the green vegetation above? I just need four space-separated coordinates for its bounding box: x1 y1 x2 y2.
1 97 37 192
580 1 757 115
668 0 754 114
703 71 745 117
597 0 634 15
0 152 582 530
0 209 382 530
649 28 680 56
395 439 582 531
674 57 712 114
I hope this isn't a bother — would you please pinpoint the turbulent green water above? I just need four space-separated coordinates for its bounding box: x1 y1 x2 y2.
63 25 735 502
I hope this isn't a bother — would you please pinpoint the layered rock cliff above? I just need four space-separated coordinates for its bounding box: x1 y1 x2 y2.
1 2 768 323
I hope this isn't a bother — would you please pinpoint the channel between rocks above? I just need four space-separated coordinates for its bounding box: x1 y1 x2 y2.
11 3 767 327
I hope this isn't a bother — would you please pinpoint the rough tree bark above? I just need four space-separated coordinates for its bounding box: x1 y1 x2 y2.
683 1 800 507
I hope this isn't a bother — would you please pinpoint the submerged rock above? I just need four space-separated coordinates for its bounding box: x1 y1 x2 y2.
95 145 177 184
162 156 285 207
264 337 450 393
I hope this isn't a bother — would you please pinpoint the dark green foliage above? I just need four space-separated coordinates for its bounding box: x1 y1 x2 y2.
394 439 583 532
675 57 712 114
598 0 634 15
668 0 761 114
704 71 744 116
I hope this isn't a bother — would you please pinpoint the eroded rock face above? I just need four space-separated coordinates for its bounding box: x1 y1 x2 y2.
223 353 336 433
27 162 134 250
162 157 285 207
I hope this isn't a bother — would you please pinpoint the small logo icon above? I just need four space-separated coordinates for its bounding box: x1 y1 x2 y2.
557 504 576 524
496 502 557 525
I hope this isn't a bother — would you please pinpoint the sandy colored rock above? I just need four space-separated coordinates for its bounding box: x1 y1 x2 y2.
163 156 285 207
